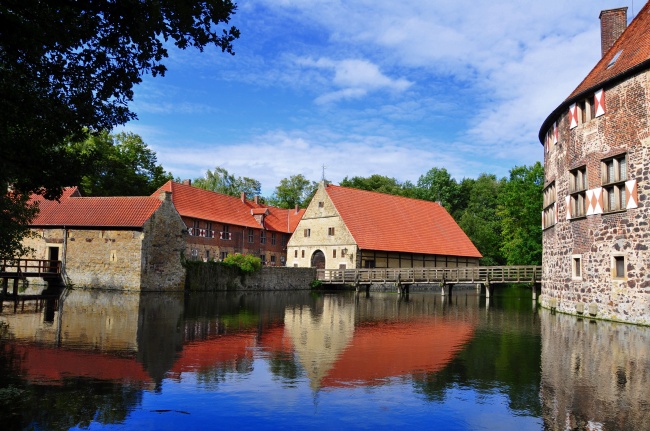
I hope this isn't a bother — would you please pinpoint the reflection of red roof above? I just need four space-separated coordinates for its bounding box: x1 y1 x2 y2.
168 326 289 378
326 185 481 257
3 343 151 385
156 181 305 233
321 320 474 388
30 187 162 228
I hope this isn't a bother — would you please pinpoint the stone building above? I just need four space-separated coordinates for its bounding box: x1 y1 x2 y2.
24 187 187 291
155 181 304 266
287 182 481 269
539 6 650 324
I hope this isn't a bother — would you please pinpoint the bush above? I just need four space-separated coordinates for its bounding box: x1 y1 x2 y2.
223 253 262 274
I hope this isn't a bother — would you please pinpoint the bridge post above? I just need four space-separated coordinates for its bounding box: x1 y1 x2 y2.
2 277 7 295
12 278 18 296
440 282 451 296
485 282 494 298
476 283 481 295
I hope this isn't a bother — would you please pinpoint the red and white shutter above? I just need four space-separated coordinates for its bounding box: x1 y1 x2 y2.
569 103 578 129
542 211 545 229
565 195 572 219
626 180 638 209
594 89 606 117
592 187 603 214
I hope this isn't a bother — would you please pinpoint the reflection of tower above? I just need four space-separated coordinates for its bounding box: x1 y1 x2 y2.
284 295 356 391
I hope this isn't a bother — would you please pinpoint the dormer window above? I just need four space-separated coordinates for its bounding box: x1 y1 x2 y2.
607 49 623 68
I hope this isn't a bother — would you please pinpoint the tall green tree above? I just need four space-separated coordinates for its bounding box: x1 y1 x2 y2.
340 174 415 197
415 168 461 215
76 131 172 196
1 0 239 257
458 174 505 265
269 175 318 209
193 167 261 198
498 163 544 265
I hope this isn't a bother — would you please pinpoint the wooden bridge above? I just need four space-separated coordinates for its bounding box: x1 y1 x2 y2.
1 258 63 296
317 265 542 298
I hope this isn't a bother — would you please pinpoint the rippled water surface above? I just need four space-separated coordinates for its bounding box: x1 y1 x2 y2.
0 287 648 430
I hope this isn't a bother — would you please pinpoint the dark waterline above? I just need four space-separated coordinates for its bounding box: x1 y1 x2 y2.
0 287 648 430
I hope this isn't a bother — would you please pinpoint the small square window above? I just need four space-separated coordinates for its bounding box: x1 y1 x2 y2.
613 255 626 279
318 201 324 208
304 228 311 237
328 227 335 236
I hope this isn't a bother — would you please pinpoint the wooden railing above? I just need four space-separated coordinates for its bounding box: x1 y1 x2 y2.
317 266 541 285
0 259 62 278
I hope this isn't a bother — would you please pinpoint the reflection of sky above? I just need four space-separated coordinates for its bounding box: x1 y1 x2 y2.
83 358 541 431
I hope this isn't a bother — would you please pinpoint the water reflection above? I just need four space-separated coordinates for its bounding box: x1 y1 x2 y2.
2 287 647 430
540 311 650 430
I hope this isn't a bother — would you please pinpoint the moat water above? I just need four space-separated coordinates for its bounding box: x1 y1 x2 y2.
0 287 648 431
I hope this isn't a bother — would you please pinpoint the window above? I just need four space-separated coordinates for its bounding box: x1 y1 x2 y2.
282 234 288 246
328 227 335 236
602 154 627 212
221 224 231 240
191 248 199 260
220 251 228 260
572 255 582 280
569 167 587 218
260 231 267 244
294 250 298 258
341 248 347 258
301 250 305 258
579 99 587 124
271 255 276 265
333 249 337 258
271 232 276 245
205 250 210 261
613 255 626 279
542 182 556 228
248 229 254 243
318 201 324 208
304 228 311 237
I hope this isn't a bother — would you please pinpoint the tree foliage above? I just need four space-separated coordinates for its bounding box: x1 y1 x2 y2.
268 175 318 209
193 166 261 198
223 253 262 274
0 0 239 257
340 174 415 197
75 131 173 196
497 162 544 265
415 167 462 216
0 192 38 259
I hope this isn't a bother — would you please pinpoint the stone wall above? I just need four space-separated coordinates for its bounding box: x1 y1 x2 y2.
140 197 187 290
541 69 650 325
185 264 317 291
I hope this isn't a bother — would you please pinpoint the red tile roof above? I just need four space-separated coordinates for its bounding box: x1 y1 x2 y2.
540 3 650 141
30 188 162 228
325 184 482 257
155 181 305 233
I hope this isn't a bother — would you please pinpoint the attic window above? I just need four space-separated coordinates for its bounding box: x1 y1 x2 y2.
607 49 622 68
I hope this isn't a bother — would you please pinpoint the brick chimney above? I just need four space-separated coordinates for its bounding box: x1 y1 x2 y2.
254 196 259 205
181 179 192 186
600 7 627 57
159 190 172 202
241 192 246 203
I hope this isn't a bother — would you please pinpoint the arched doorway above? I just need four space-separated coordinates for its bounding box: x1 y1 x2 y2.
311 250 326 269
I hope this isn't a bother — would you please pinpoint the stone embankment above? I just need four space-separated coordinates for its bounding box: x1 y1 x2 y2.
185 264 316 291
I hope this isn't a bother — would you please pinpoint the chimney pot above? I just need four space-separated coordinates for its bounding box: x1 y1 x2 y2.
254 196 259 204
600 7 627 57
241 192 246 203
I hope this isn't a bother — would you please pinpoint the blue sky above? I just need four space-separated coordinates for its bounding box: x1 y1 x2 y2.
119 0 640 196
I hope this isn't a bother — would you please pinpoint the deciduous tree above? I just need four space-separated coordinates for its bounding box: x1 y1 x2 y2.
498 163 544 265
0 0 239 257
76 131 173 197
269 175 318 209
193 167 261 198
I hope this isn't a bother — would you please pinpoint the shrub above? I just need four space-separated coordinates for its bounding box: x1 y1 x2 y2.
223 253 262 274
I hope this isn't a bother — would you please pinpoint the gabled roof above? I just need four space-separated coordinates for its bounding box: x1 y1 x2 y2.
30 188 162 228
540 3 650 141
325 184 481 258
155 181 305 233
